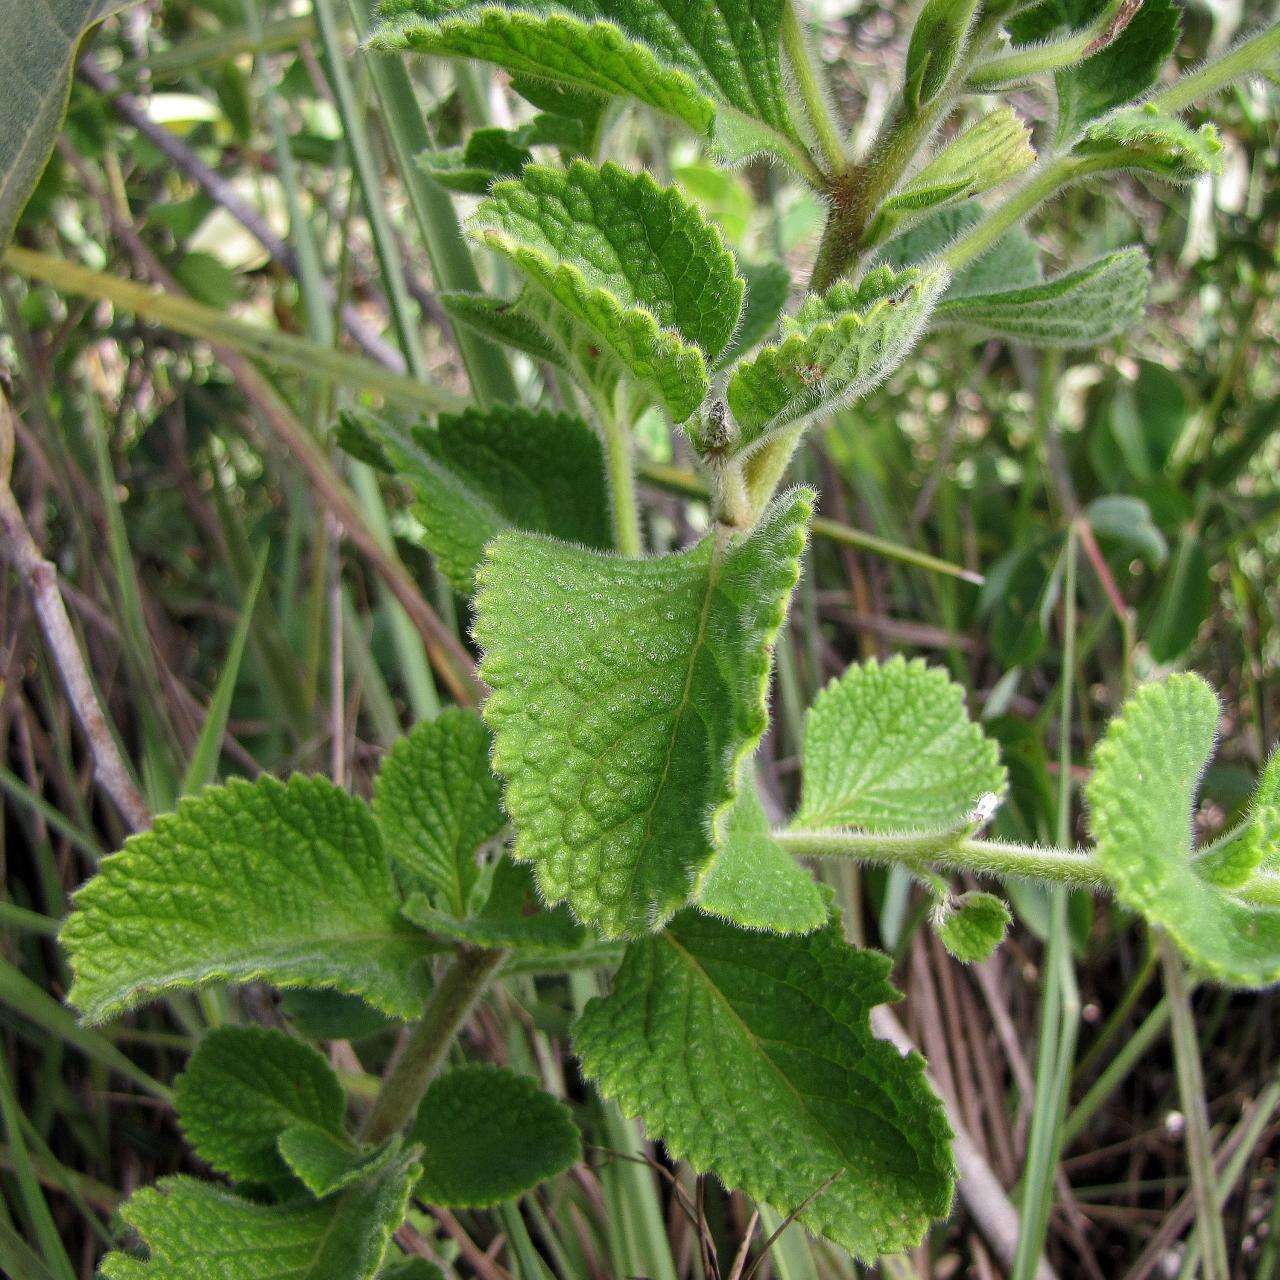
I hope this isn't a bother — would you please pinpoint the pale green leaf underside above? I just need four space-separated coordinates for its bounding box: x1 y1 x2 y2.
474 489 811 937
1088 674 1280 987
0 0 121 251
373 708 505 913
62 775 434 1023
697 778 826 934
796 656 1005 832
340 405 613 594
727 267 945 453
1081 106 1223 183
411 1064 581 1206
441 291 568 367
574 911 955 1258
471 162 743 421
935 891 1010 963
403 856 585 951
418 126 532 194
370 0 807 169
869 108 1035 245
278 1126 398 1198
99 1148 420 1280
175 1026 345 1185
935 248 1150 347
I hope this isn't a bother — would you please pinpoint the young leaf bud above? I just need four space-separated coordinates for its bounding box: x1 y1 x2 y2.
903 0 981 114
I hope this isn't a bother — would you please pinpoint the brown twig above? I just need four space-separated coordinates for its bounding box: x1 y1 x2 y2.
0 393 150 833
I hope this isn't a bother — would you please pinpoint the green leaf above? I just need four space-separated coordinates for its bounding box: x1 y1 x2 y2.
696 777 827 934
403 855 585 951
175 1027 345 1186
574 910 955 1258
62 776 435 1023
277 1127 399 1198
934 247 1151 347
1146 526 1212 662
1088 674 1280 987
1084 494 1167 566
411 1065 581 1206
795 656 1005 832
418 126 533 194
1055 0 1181 144
440 291 568 367
934 891 1011 962
867 108 1035 246
470 162 743 421
474 488 811 937
370 0 811 173
98 1147 420 1280
373 709 505 913
1080 104 1223 183
339 404 613 593
0 1 126 251
904 0 981 111
724 267 945 458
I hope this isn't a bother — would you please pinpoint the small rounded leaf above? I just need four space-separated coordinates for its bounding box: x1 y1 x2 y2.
935 892 1011 963
411 1065 581 1207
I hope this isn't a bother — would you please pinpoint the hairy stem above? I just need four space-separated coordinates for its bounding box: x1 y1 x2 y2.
599 405 644 557
775 828 1108 887
781 0 846 174
359 946 507 1145
1148 21 1280 116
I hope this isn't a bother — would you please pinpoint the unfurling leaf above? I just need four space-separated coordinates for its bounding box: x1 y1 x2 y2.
935 247 1151 347
795 656 1005 832
867 108 1035 246
696 775 827 934
411 1065 581 1206
417 126 533 194
1088 674 1280 987
1079 105 1224 183
277 1127 399 1198
369 0 813 173
904 0 981 112
724 267 945 459
373 708 505 912
339 405 613 594
474 489 811 937
403 855 585 951
175 1027 345 1186
574 910 955 1258
62 776 435 1023
935 891 1011 962
98 1147 420 1280
470 162 743 420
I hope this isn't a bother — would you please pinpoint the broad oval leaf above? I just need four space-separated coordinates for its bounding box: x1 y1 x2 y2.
726 266 945 456
934 247 1151 347
62 776 436 1023
574 910 955 1258
1087 674 1280 987
373 708 505 913
471 162 744 421
98 1147 420 1280
411 1064 581 1206
474 488 811 938
340 404 613 594
696 777 827 934
370 0 811 172
175 1027 345 1185
795 656 1006 832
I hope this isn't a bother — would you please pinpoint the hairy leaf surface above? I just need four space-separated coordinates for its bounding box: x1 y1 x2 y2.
98 1148 420 1280
374 709 505 912
795 656 1005 832
574 911 955 1257
696 778 826 934
340 406 613 593
935 892 1011 962
63 776 434 1022
1088 674 1280 987
277 1126 399 1198
475 489 811 937
1081 105 1223 182
370 0 809 171
411 1065 581 1205
726 267 945 455
935 248 1150 346
175 1027 345 1185
418 126 533 194
471 162 743 420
